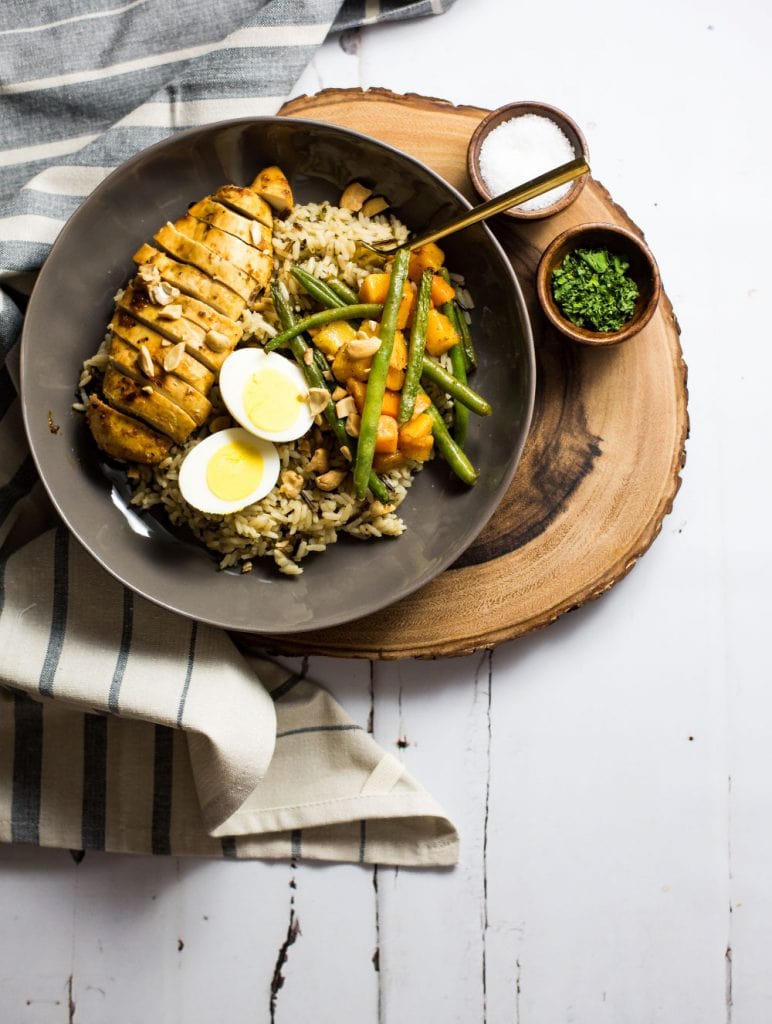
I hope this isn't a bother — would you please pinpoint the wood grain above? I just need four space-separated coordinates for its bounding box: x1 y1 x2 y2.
241 88 688 660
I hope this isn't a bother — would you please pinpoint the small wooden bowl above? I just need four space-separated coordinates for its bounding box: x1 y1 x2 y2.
536 222 661 346
467 101 589 220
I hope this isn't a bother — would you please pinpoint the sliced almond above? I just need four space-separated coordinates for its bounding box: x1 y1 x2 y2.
249 221 265 247
331 386 347 402
303 348 314 365
346 334 381 359
307 387 329 416
340 445 352 462
163 341 186 372
316 468 348 492
158 303 183 320
204 329 230 352
141 385 154 395
138 344 155 378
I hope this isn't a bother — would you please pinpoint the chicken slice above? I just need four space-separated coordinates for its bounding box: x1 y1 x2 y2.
103 367 197 444
187 198 273 252
108 336 212 427
109 311 215 395
86 395 172 465
154 223 259 303
214 185 273 228
130 274 242 349
133 244 246 320
250 166 294 214
172 215 272 289
116 285 229 373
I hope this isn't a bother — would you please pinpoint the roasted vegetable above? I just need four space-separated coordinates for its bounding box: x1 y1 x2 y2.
353 249 411 499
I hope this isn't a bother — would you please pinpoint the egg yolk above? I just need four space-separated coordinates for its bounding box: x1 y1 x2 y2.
206 440 265 502
244 367 302 433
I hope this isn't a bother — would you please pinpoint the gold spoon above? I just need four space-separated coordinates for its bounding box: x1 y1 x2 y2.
361 156 590 255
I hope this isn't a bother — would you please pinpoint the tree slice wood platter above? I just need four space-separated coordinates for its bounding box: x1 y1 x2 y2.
241 88 688 660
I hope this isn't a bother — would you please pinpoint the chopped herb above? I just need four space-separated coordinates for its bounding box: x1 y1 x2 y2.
551 247 639 333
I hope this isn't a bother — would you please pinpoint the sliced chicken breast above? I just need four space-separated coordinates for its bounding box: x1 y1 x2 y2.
133 244 246 320
116 285 228 373
171 215 272 289
86 395 172 465
153 223 259 303
187 198 273 252
109 311 215 395
103 367 197 444
108 336 212 427
214 184 273 228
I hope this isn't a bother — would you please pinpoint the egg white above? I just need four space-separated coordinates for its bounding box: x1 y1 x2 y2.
178 427 280 515
218 347 314 443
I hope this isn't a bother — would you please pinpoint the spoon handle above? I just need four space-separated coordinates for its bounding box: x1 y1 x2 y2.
404 156 590 251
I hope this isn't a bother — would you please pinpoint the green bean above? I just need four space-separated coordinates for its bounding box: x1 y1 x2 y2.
398 269 433 426
353 248 410 499
327 278 360 305
438 266 476 371
423 394 477 487
270 286 389 503
289 266 345 310
448 341 469 449
421 357 491 417
264 303 383 353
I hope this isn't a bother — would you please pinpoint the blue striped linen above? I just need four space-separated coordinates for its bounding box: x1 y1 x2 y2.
0 0 459 866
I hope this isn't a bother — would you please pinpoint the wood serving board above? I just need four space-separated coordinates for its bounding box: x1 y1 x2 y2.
244 88 688 660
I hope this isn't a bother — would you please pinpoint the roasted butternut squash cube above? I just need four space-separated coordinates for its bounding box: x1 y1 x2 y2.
399 434 434 462
413 391 432 416
375 415 399 454
386 365 405 391
408 242 445 282
373 452 409 473
332 346 372 383
313 320 357 358
389 329 408 370
398 412 433 445
430 274 456 307
359 274 414 329
424 308 460 357
347 378 400 418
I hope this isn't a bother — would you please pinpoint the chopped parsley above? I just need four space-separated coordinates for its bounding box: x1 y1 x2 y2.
551 247 639 333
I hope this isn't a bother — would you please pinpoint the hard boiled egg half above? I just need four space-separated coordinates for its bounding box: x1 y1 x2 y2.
178 427 279 515
218 347 315 443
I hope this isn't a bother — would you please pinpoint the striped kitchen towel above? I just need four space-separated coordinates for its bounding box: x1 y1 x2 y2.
0 0 459 866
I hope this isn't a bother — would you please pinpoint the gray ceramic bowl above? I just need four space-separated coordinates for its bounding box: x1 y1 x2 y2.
21 118 535 633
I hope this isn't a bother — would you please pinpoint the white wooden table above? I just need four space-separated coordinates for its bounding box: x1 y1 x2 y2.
2 1 769 1020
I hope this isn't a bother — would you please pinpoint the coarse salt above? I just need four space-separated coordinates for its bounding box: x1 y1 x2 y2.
478 113 576 211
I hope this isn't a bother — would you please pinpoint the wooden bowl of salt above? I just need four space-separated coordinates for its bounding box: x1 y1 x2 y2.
467 101 589 220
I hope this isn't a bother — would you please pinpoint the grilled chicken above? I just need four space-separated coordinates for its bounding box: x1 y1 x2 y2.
86 165 286 465
102 367 197 444
214 184 273 227
171 215 273 289
116 284 232 373
86 395 172 464
133 244 246 320
187 198 273 252
154 222 260 303
109 312 215 395
108 336 212 427
250 166 294 214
